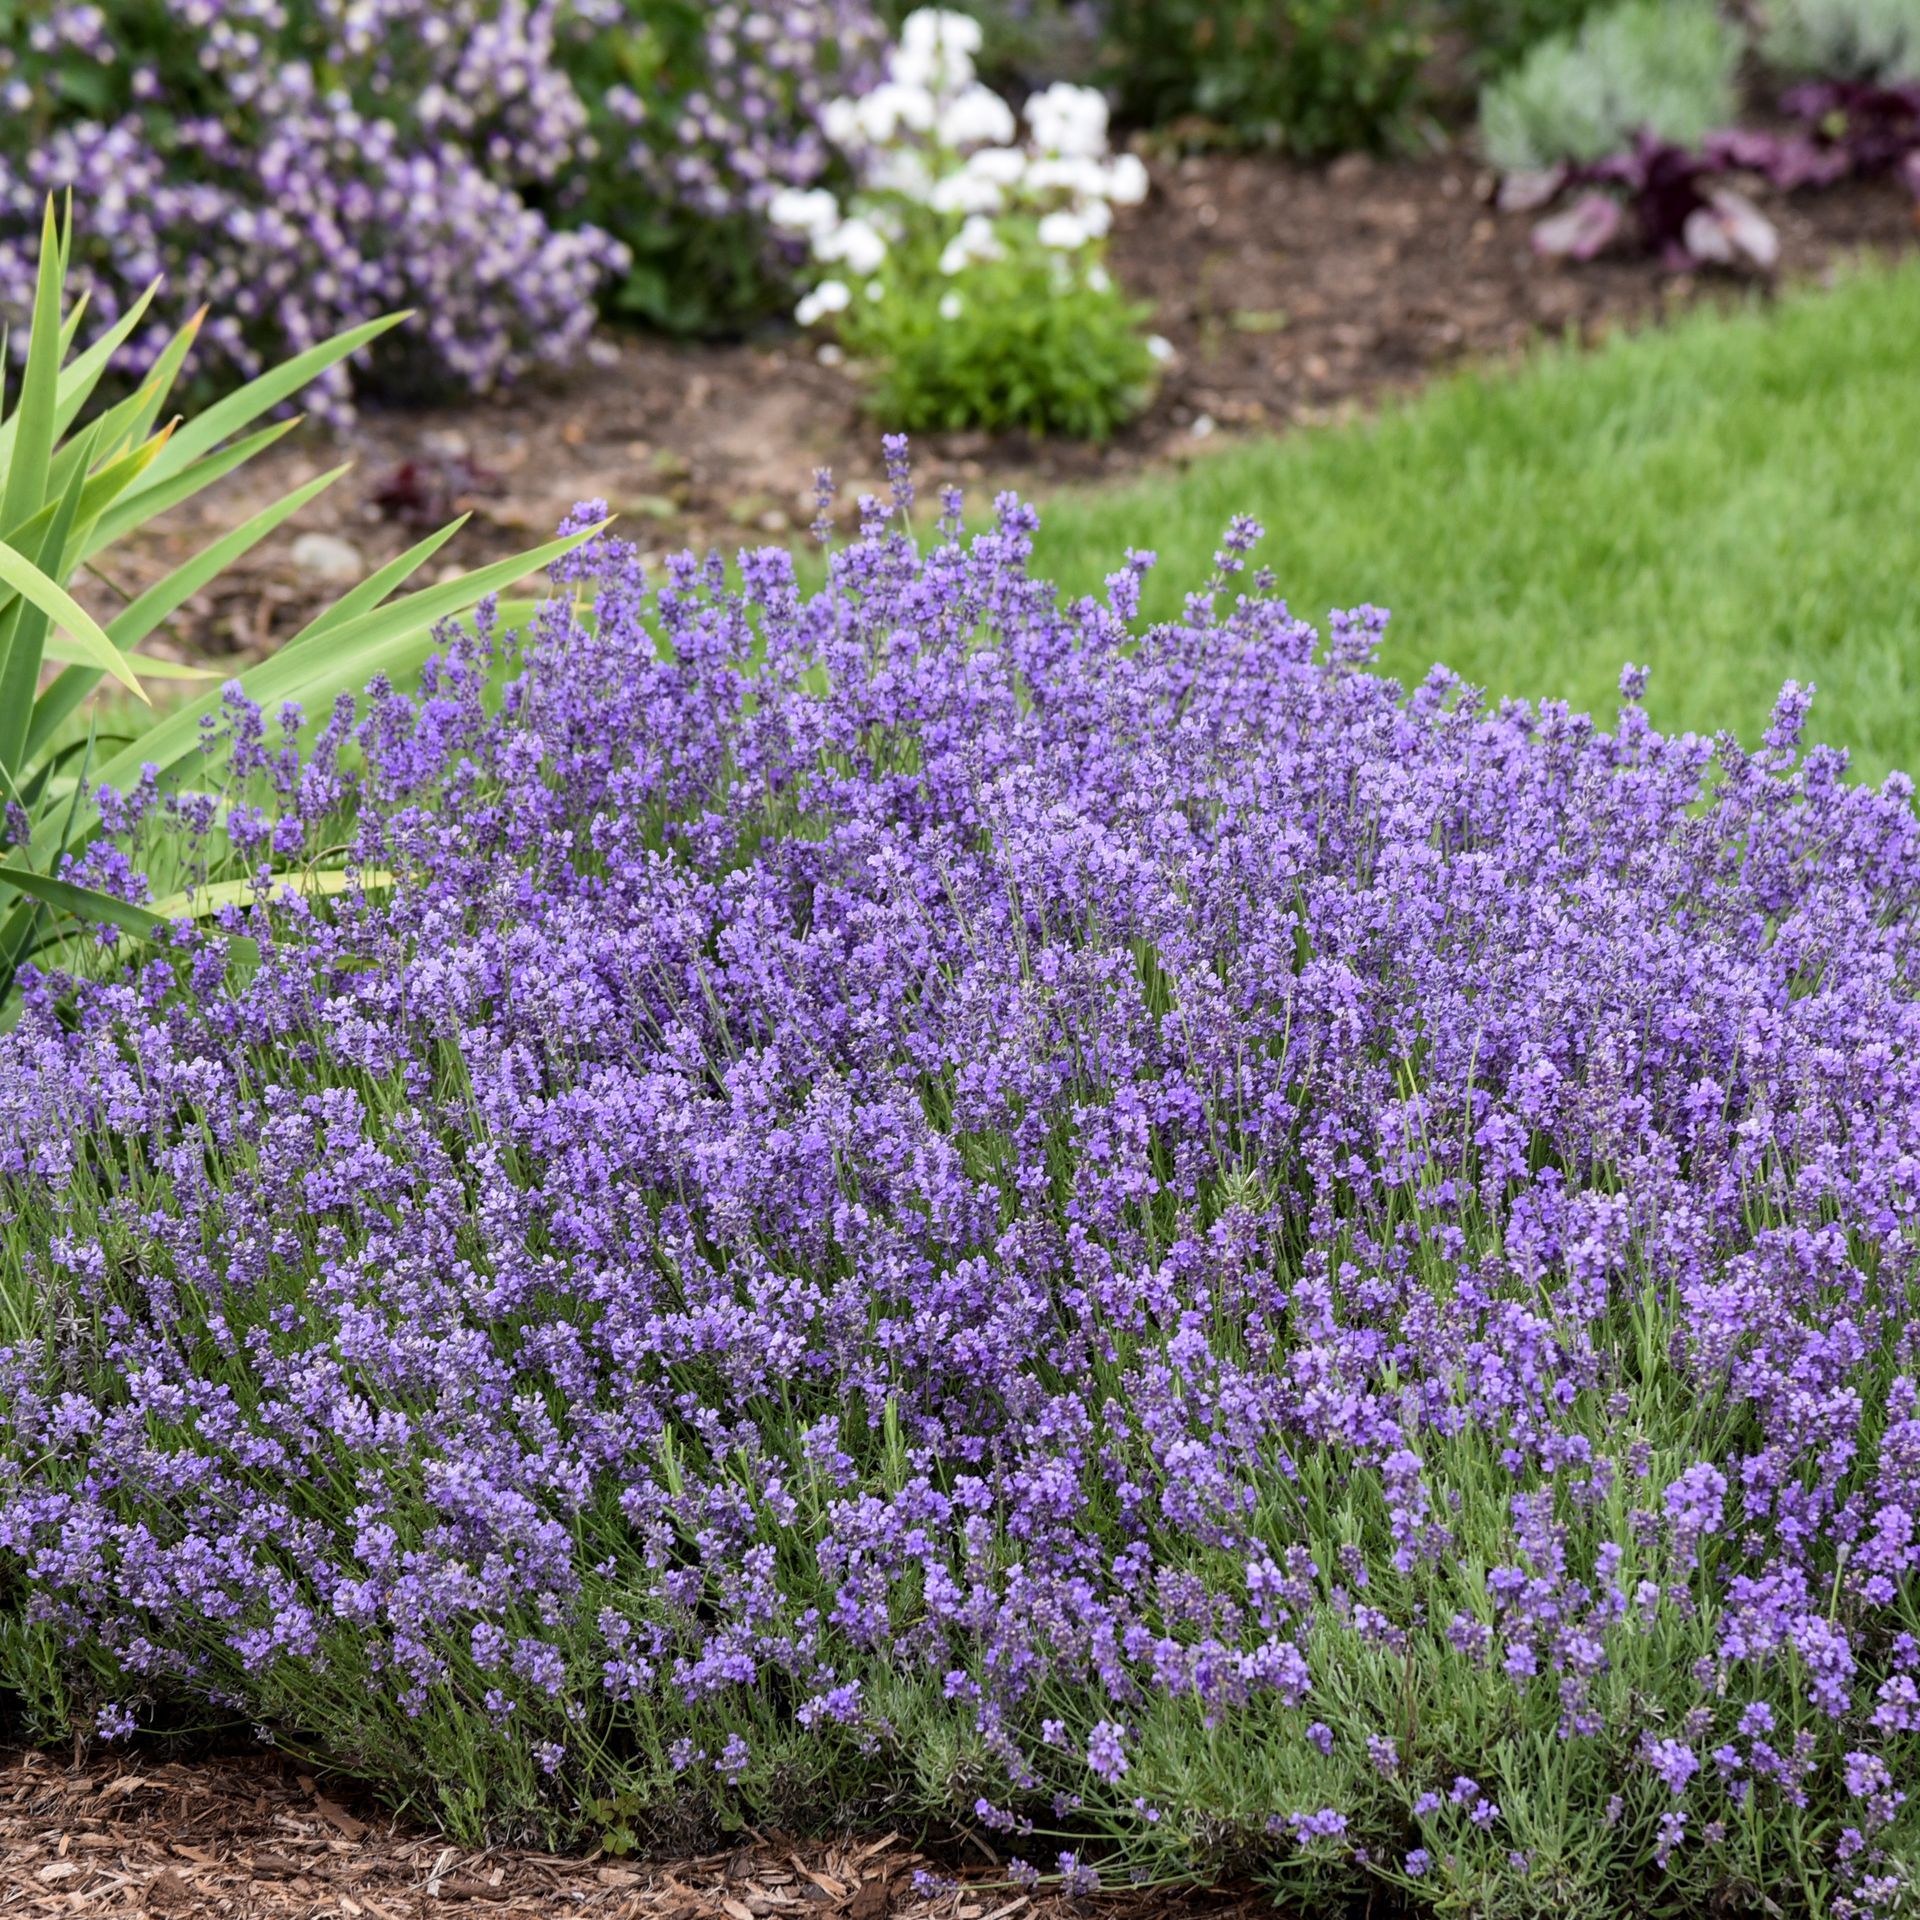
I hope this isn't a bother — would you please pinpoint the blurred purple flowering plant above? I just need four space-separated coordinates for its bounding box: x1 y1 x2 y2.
0 0 892 410
563 0 891 335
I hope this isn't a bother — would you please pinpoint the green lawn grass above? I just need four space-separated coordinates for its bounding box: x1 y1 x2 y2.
1027 260 1920 784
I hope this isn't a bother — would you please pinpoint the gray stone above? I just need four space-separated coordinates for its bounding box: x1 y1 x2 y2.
289 532 365 585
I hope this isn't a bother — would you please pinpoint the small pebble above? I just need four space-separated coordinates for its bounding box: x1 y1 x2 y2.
289 532 364 584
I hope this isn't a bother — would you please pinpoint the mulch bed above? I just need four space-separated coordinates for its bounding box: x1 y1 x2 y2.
0 1748 1272 1920
94 147 1917 662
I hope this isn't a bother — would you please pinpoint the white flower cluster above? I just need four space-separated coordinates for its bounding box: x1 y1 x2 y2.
769 7 1148 331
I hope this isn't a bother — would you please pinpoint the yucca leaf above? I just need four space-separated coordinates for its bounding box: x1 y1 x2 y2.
121 306 204 446
47 283 161 447
283 516 469 651
285 526 598 671
490 597 545 630
84 417 301 556
48 373 167 489
34 521 599 864
26 465 348 762
40 386 145 506
70 417 175 524
1 420 175 579
55 288 88 358
20 733 136 808
0 203 67 533
36 640 216 680
0 538 148 721
0 861 166 941
0 895 42 1012
0 410 98 737
0 422 113 770
127 313 407 499
101 460 345 654
0 287 162 479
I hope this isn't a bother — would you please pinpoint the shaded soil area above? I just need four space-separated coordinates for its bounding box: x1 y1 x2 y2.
97 148 1917 661
0 1747 1278 1920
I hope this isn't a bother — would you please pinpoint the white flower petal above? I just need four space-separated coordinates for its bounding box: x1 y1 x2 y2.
1107 154 1150 206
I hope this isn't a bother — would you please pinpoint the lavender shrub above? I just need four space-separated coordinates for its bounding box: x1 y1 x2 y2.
2 459 1919 1914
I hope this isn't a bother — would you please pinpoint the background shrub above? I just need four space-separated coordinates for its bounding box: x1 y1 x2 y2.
1479 0 1742 171
876 0 1105 91
836 243 1158 437
567 0 891 335
0 2 617 419
1761 0 1920 82
0 0 887 408
1437 0 1611 74
1098 0 1433 157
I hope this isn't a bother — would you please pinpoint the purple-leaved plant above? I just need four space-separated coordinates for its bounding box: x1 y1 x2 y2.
1507 83 1920 272
1506 131 1793 269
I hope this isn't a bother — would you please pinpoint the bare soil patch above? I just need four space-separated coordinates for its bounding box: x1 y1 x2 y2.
92 149 1915 660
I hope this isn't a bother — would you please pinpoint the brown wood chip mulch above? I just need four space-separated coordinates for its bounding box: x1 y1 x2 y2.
0 1749 1270 1920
